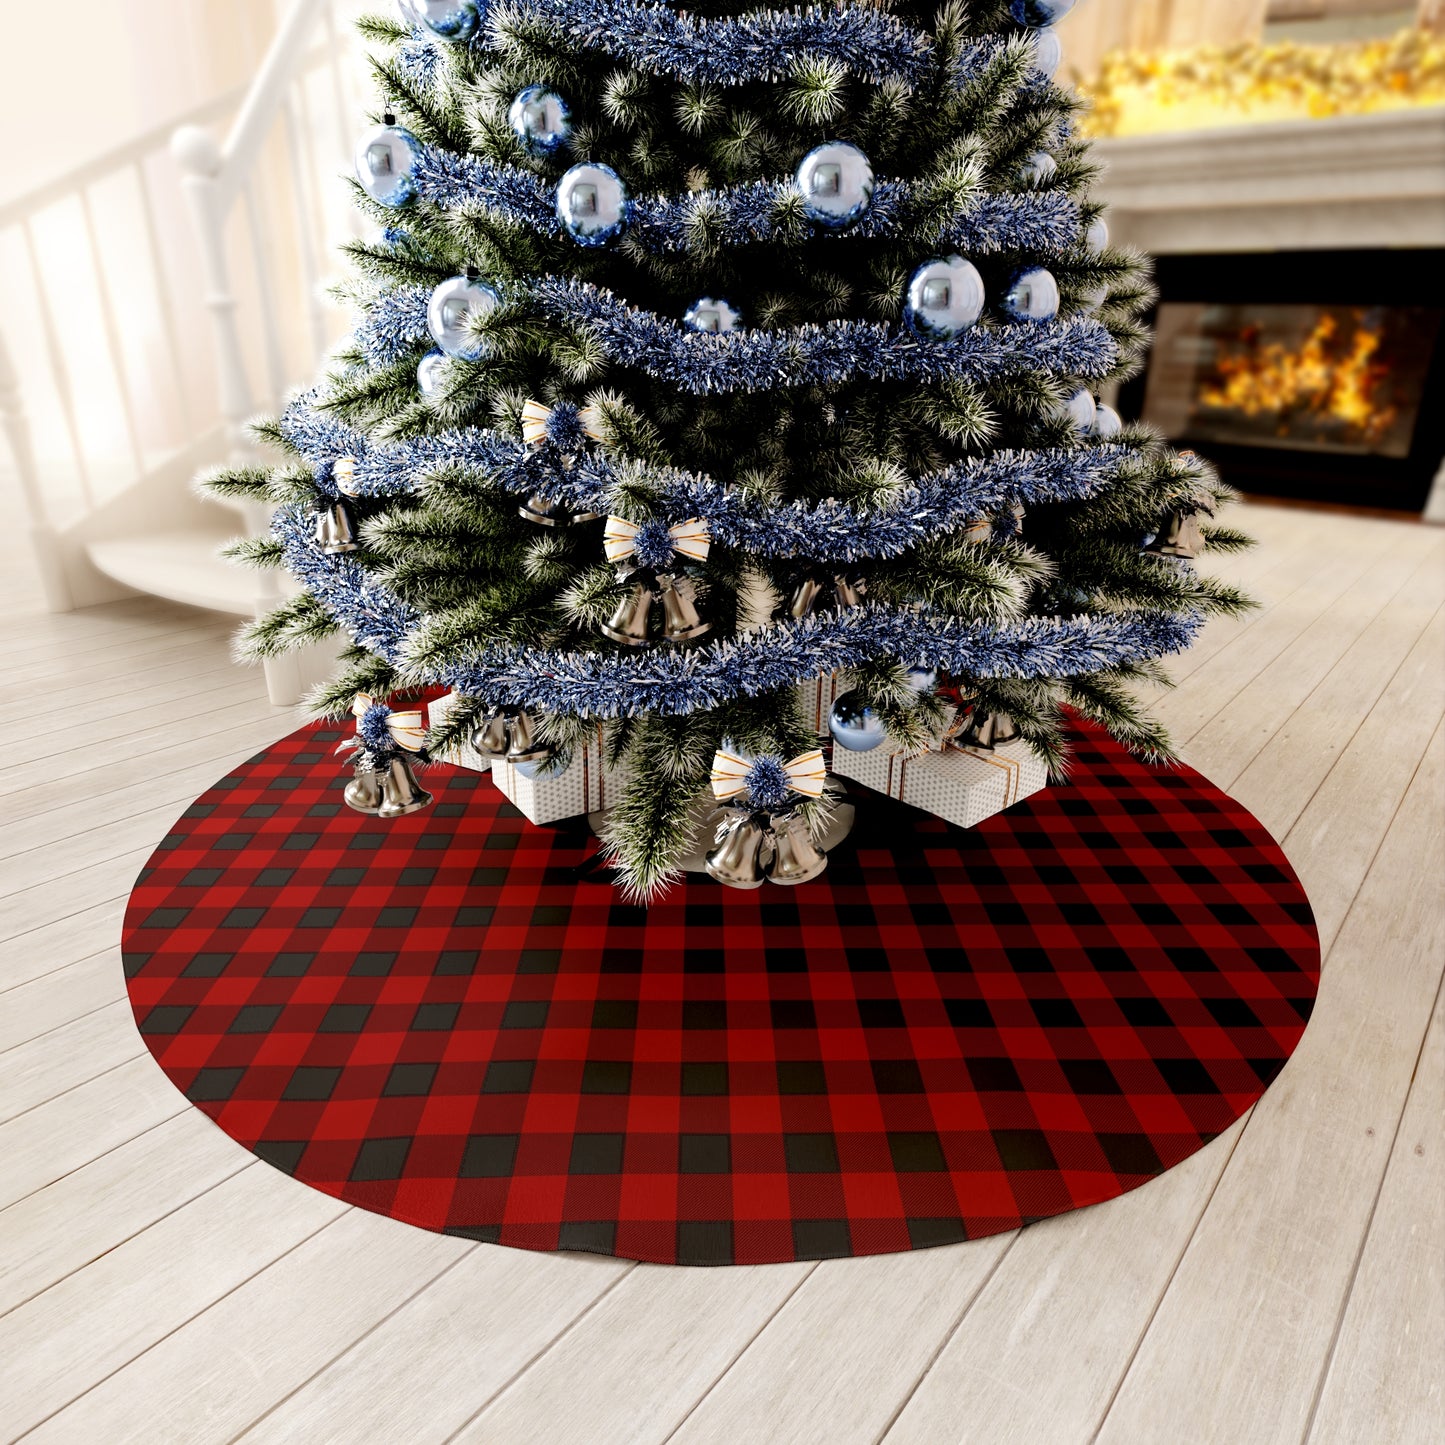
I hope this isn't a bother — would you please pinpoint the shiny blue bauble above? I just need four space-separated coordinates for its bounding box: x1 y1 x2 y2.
1021 150 1058 186
1063 387 1097 433
684 297 744 334
514 753 568 781
427 273 500 360
1001 266 1060 323
1031 28 1064 78
1092 402 1123 439
509 86 571 157
904 665 940 694
556 162 631 247
398 0 480 40
417 349 450 398
905 255 985 339
354 120 422 208
1009 0 1076 25
828 691 888 752
1085 215 1109 252
796 141 875 231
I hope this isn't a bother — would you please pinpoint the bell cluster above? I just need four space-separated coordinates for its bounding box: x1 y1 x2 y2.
705 807 831 890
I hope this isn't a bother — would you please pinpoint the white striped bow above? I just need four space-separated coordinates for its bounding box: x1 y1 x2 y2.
343 694 427 754
710 748 828 803
521 399 606 449
604 516 712 567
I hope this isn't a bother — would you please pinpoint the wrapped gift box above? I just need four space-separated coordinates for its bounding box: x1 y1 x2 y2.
795 672 846 737
832 737 1048 831
427 692 491 774
493 731 631 825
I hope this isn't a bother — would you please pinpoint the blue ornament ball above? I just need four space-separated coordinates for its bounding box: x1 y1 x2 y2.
1085 215 1110 252
1009 0 1076 25
1063 387 1097 433
905 255 985 339
683 297 744 334
1001 266 1060 323
1030 28 1064 79
828 691 888 753
556 163 631 247
427 272 500 360
796 141 875 231
417 349 450 398
1092 402 1123 439
398 0 479 40
1021 151 1058 186
509 86 571 156
354 120 422 208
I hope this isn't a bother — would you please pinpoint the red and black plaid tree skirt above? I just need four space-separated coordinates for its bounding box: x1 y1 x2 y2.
123 718 1319 1266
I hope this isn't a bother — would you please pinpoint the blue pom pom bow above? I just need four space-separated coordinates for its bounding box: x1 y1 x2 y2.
711 748 828 812
343 695 428 760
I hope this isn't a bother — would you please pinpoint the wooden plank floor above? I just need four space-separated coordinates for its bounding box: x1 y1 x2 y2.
1 502 1441 1445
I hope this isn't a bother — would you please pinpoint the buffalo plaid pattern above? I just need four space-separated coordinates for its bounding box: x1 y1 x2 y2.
122 717 1319 1266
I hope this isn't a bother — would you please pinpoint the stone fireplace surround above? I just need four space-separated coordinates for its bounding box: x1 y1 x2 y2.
1094 108 1445 516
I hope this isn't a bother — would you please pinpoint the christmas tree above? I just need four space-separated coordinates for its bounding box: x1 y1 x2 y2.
205 0 1253 899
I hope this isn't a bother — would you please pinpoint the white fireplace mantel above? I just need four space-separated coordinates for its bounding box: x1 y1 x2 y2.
1095 108 1445 255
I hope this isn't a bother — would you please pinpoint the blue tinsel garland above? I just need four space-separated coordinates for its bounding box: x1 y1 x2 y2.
484 0 994 90
354 279 1116 394
292 391 1131 562
274 505 1200 716
406 146 1081 257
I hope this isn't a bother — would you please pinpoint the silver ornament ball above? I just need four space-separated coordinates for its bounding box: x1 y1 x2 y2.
828 691 888 752
905 665 940 694
684 297 744 334
1092 402 1123 439
1030 28 1064 78
1001 266 1060 323
905 255 985 339
556 163 631 247
354 120 422 208
796 141 875 230
509 86 571 156
427 272 500 360
1063 387 1097 433
1021 150 1058 186
398 0 479 40
417 348 450 398
1009 0 1076 24
1085 215 1110 252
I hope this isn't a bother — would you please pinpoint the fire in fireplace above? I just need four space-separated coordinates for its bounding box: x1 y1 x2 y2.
1143 302 1439 459
1122 250 1445 513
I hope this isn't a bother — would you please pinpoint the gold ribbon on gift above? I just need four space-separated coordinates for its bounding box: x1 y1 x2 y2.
521 399 606 449
343 694 427 753
710 747 827 803
603 516 712 567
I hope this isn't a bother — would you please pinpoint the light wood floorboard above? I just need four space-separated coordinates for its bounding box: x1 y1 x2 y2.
0 501 1440 1445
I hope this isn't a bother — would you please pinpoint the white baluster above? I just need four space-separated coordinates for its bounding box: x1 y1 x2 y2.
0 329 74 611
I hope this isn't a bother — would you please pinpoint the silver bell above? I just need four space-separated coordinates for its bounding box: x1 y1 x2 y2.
958 709 1020 751
765 812 829 886
519 494 571 528
378 756 434 819
705 811 769 890
660 573 710 643
504 708 552 765
471 711 513 759
1144 509 1208 560
833 572 867 610
343 768 386 815
316 500 358 555
789 574 826 620
601 576 658 646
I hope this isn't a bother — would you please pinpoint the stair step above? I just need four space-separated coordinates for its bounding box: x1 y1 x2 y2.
85 530 262 617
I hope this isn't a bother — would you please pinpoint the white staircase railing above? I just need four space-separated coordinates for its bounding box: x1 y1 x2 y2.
0 0 368 702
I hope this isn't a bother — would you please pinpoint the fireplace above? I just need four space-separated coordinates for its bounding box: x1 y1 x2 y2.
1120 248 1445 512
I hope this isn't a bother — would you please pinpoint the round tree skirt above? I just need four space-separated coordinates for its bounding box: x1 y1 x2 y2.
123 718 1319 1267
